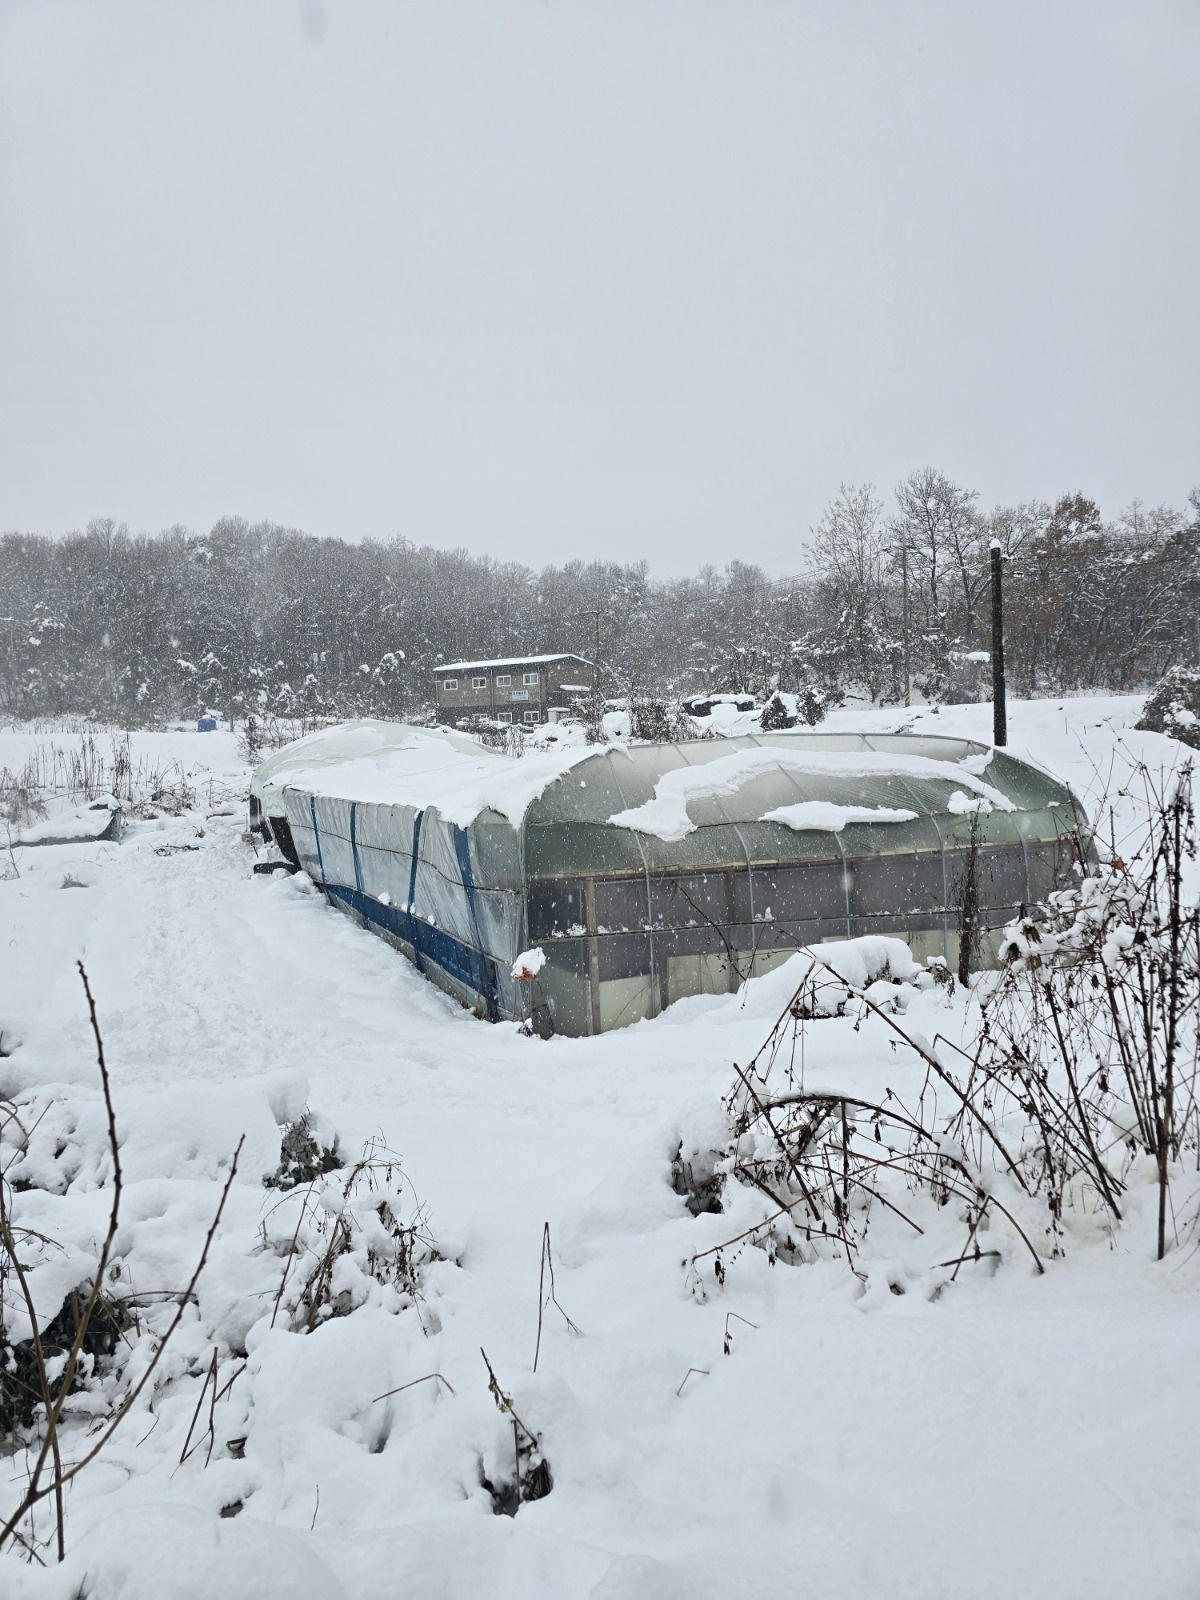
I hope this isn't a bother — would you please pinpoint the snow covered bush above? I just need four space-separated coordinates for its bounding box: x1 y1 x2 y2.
0 1269 132 1439
682 772 1200 1306
1135 664 1200 749
0 1083 112 1195
236 713 304 766
628 695 672 742
262 1109 342 1192
263 1139 437 1334
673 941 1013 1294
478 1349 554 1515
624 695 698 743
759 686 825 730
680 940 1047 1298
983 763 1200 1258
0 755 46 830
944 648 991 705
0 966 243 1562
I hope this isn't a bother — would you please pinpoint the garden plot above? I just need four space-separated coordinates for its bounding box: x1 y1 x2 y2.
1 701 1198 1600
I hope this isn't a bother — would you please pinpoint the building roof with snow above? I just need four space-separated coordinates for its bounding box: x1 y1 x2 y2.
434 653 592 675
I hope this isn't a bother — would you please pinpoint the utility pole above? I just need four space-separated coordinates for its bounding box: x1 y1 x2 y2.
990 540 1007 747
900 545 911 707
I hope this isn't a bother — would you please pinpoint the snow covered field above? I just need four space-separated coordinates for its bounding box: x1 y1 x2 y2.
2 698 1199 1599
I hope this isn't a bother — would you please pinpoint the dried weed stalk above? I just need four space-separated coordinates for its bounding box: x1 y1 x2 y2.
0 964 240 1563
977 761 1200 1259
686 761 1200 1290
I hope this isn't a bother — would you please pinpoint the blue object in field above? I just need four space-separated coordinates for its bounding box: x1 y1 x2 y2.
197 717 217 732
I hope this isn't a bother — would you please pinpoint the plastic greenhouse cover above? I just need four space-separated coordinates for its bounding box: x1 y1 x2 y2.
252 719 483 813
272 728 1082 889
1013 805 1087 845
531 754 638 824
525 820 650 879
262 718 594 827
603 743 1017 841
281 786 527 1019
981 748 1088 812
261 726 1074 842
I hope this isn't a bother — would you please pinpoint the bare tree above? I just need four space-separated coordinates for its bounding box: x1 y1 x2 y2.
810 483 892 699
890 467 984 652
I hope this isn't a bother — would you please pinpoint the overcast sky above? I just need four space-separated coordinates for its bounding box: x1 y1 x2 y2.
1 2 1196 574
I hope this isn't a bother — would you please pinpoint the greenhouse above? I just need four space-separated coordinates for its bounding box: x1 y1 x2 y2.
253 723 1090 1037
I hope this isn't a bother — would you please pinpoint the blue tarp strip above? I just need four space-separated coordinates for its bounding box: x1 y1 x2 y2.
309 797 330 904
349 802 364 895
408 810 424 971
349 802 367 926
452 824 499 1020
303 800 502 1018
323 882 501 1008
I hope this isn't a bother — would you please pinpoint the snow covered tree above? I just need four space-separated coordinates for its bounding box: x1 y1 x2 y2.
810 482 892 700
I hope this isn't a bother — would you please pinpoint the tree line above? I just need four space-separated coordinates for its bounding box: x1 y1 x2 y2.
1 470 1197 725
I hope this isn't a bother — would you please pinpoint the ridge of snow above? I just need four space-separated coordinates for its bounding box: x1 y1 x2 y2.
607 747 1016 841
13 801 121 846
762 801 919 831
435 652 591 673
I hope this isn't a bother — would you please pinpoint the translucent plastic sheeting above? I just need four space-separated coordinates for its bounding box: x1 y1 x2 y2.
273 730 1091 1037
283 788 527 1023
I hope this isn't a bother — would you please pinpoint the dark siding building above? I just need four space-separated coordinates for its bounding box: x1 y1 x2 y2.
433 654 594 726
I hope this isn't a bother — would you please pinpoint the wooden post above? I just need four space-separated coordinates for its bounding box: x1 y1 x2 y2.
583 878 602 1036
724 869 740 991
901 545 911 708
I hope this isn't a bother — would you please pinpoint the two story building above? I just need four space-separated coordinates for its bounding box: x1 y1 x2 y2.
433 654 594 726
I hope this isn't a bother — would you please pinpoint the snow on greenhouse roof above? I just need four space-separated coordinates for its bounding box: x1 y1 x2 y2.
254 718 594 828
763 802 919 832
252 720 483 811
603 743 1015 842
256 725 1078 844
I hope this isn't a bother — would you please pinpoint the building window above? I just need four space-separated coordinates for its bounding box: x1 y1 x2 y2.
442 677 458 691
495 673 512 687
523 709 540 723
523 671 539 685
497 711 513 723
472 675 487 689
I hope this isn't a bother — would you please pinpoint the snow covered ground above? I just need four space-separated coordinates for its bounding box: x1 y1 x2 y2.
1 699 1199 1599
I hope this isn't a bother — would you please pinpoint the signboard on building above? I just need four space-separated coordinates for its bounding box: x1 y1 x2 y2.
511 690 530 701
